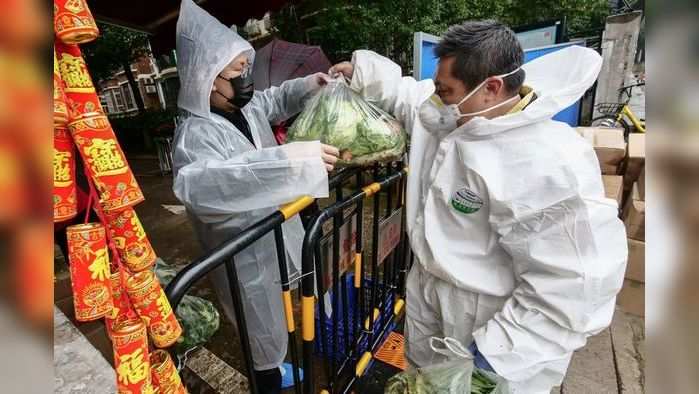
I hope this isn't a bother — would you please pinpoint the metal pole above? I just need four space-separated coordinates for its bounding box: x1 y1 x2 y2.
225 257 259 394
273 226 302 394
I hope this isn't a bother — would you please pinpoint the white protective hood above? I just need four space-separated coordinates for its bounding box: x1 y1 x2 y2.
459 45 603 136
176 0 255 119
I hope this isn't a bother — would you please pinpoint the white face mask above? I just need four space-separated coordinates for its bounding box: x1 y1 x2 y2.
419 67 522 132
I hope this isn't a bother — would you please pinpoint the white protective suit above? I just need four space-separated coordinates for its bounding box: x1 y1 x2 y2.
348 47 628 393
172 0 328 370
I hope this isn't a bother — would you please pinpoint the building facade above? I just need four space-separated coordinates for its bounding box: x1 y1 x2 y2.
97 51 179 116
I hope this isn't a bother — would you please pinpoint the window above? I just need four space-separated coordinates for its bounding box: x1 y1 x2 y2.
121 84 135 110
161 77 180 109
99 94 113 114
112 90 125 112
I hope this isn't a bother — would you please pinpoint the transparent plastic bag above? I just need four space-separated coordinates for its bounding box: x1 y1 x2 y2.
385 363 510 394
384 337 510 394
154 259 220 352
288 78 407 166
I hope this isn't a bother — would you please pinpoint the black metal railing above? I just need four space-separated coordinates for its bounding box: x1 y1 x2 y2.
164 165 411 394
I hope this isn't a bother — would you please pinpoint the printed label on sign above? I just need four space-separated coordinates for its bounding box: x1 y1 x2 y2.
451 188 483 214
321 215 357 290
377 208 403 265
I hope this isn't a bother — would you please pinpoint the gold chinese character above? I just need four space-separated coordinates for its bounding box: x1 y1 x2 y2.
142 382 156 394
58 53 94 93
117 348 149 385
84 138 127 176
130 215 147 241
53 149 73 187
88 248 110 281
156 292 172 320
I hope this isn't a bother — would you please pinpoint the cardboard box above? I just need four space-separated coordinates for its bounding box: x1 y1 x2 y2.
577 127 626 174
624 133 646 189
623 183 645 241
637 166 645 200
602 175 623 206
601 164 619 175
626 238 645 282
617 279 644 317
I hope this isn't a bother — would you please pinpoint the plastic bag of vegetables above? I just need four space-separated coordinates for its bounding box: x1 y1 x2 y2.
384 337 510 394
154 259 220 352
287 77 407 166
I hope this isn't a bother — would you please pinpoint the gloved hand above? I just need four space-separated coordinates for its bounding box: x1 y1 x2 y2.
307 72 332 92
469 342 495 373
328 61 354 80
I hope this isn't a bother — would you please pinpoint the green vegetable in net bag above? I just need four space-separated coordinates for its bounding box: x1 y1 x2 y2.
384 362 508 394
384 337 510 394
154 259 220 352
288 78 407 166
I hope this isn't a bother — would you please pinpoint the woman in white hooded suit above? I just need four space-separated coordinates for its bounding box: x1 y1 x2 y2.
172 1 338 391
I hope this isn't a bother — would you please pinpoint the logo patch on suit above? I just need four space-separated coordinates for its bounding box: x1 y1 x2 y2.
451 188 483 214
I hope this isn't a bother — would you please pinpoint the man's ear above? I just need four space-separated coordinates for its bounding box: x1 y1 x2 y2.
483 78 504 97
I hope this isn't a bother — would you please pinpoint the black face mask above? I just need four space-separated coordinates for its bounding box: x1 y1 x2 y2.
216 71 254 109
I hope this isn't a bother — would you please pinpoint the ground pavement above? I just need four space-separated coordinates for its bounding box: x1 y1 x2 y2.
54 156 644 393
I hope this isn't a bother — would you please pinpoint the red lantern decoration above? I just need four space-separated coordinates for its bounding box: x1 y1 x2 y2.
54 0 99 45
150 350 188 394
68 113 144 213
53 127 77 222
66 223 114 321
55 41 104 120
105 267 138 340
53 49 69 126
111 317 155 394
105 208 156 273
126 270 183 348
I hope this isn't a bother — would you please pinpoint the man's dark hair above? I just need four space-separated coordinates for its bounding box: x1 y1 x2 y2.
435 20 525 94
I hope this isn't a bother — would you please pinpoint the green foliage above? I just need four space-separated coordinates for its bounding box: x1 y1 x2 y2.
274 0 610 71
82 23 150 82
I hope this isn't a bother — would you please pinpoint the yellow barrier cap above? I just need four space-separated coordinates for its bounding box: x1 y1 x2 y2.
302 296 315 341
361 182 381 197
280 196 315 220
356 352 373 377
394 298 405 316
364 308 380 330
353 253 362 288
282 291 295 333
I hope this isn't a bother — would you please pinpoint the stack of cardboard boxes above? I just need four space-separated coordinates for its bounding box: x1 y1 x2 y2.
577 127 645 316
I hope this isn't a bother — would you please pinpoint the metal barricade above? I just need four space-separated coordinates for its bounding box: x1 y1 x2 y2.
164 168 365 394
154 136 173 176
301 163 411 394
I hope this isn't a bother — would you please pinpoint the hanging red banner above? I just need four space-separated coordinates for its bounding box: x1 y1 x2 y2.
111 317 155 394
105 208 156 273
53 127 78 222
68 113 144 213
150 350 188 394
66 223 114 321
125 270 182 348
54 0 99 45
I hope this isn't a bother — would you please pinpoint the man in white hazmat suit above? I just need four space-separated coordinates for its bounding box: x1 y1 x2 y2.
330 21 627 392
172 1 339 392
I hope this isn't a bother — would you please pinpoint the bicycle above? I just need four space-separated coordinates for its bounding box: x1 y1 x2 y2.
590 81 646 138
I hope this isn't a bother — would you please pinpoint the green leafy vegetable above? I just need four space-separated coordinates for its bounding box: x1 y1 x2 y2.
288 79 407 166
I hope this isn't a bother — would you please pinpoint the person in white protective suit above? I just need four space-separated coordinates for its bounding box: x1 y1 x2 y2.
330 21 628 393
172 1 339 392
